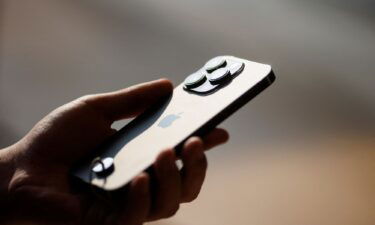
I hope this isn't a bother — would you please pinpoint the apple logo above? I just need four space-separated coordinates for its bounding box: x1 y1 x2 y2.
158 112 183 128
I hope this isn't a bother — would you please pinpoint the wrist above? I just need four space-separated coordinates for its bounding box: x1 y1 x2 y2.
0 147 16 204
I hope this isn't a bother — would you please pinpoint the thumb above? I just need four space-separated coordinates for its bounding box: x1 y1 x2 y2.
79 78 173 122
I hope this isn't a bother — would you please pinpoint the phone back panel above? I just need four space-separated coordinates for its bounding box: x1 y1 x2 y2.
74 56 274 190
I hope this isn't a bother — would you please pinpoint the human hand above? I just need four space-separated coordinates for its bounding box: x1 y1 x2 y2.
0 79 229 225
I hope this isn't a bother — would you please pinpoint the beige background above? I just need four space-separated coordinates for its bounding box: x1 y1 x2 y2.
1 0 374 224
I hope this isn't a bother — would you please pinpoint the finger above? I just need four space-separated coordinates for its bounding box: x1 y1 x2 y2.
148 150 181 221
180 137 207 203
201 128 229 151
79 79 173 122
116 173 150 225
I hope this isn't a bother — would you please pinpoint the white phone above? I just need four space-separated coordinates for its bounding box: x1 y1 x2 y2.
73 55 275 191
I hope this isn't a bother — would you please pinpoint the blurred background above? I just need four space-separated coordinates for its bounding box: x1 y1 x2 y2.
1 0 374 224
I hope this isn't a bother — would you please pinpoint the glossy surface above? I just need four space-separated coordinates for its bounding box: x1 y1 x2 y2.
75 56 274 190
188 78 219 94
228 62 245 77
184 70 206 88
207 67 230 84
204 57 227 72
92 157 114 175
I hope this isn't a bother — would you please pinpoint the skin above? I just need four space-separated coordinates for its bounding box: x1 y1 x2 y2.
0 79 229 225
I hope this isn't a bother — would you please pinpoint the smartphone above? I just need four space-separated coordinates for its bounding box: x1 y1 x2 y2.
73 56 275 191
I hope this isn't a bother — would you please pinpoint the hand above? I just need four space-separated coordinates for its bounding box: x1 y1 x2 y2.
0 79 229 225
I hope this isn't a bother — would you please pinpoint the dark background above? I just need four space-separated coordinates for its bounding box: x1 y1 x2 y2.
1 1 374 224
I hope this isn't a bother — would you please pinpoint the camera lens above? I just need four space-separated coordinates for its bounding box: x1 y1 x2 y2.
204 57 227 73
228 62 245 77
184 71 206 88
92 157 114 176
207 68 230 84
187 79 219 94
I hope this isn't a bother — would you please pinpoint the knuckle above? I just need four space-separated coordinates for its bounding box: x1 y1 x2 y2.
76 94 95 103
